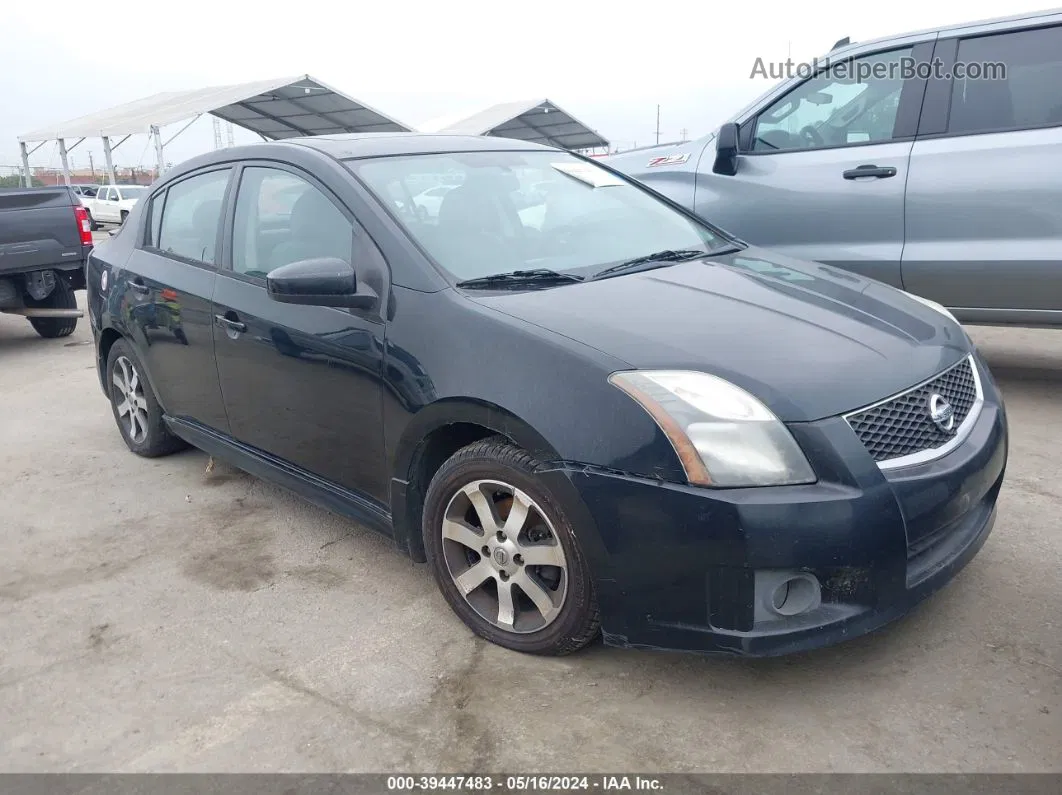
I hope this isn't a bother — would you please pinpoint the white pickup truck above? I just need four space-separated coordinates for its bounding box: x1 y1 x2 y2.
83 184 148 229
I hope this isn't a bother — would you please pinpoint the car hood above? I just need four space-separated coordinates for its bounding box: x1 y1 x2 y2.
468 246 972 422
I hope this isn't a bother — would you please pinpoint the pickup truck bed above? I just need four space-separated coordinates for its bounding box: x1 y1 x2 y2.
0 186 92 338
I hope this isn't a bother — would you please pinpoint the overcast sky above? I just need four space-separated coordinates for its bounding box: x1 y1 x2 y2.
2 0 1053 174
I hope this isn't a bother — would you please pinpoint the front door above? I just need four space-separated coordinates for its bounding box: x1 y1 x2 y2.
696 45 930 288
211 163 390 506
117 167 233 431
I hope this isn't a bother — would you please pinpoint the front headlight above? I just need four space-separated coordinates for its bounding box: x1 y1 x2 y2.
609 370 816 488
903 291 959 325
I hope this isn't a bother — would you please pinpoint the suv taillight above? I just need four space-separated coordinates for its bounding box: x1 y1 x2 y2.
73 205 93 246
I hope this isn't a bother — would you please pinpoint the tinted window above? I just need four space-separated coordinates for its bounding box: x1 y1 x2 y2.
147 190 166 248
231 167 353 279
948 25 1062 135
348 150 721 282
156 169 230 264
752 48 912 152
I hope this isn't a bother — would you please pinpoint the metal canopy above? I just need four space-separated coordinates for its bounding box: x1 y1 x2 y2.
17 74 413 142
423 99 609 151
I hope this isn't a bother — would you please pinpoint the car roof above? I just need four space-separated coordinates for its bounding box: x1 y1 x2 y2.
283 132 556 160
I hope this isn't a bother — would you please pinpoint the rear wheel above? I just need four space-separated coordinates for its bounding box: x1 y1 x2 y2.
423 438 600 655
106 338 187 457
25 276 77 339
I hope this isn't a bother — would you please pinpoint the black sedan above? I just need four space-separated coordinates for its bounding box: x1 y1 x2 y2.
85 133 1007 657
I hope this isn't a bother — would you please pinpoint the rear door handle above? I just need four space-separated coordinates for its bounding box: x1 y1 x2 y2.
214 314 247 333
843 165 897 180
129 279 150 294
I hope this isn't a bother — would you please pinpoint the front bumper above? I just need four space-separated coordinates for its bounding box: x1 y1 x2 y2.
563 358 1008 657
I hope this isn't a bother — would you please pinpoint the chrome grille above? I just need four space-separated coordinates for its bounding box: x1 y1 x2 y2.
846 357 980 465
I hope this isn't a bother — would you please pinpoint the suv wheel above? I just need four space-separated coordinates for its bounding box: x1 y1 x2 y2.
25 276 77 339
423 438 600 655
106 339 187 457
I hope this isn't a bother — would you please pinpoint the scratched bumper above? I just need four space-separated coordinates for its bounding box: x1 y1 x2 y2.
564 356 1008 657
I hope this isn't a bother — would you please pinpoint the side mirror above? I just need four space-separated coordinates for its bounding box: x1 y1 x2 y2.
712 122 740 176
267 257 378 310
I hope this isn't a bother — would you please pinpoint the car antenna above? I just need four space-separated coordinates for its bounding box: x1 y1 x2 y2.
831 36 851 51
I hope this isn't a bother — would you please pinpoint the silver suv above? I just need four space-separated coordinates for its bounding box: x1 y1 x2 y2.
606 8 1062 327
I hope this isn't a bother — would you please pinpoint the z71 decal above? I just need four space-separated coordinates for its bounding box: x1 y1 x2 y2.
647 152 690 167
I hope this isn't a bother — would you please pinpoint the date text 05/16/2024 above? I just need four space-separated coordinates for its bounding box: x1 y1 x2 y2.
386 776 665 791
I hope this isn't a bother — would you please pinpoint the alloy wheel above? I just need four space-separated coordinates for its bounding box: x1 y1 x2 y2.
441 479 569 634
112 355 149 444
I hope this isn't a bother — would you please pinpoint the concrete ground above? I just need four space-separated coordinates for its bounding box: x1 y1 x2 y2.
0 294 1059 773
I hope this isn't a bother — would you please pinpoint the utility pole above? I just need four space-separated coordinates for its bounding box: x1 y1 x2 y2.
88 151 95 179
655 105 661 145
680 128 689 142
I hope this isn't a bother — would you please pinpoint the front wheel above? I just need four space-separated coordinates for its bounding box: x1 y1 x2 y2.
423 438 600 655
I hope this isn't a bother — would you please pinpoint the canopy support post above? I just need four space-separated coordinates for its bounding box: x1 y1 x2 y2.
19 142 32 187
102 136 116 185
58 138 72 188
151 125 165 178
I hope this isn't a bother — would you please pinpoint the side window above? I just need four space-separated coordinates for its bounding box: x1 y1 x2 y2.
948 25 1062 135
99 187 112 201
231 167 353 279
84 186 98 198
156 169 231 265
147 189 166 248
751 48 912 152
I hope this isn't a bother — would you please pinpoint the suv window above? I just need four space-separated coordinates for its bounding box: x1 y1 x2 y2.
231 167 353 279
948 25 1062 135
99 187 112 201
751 48 912 152
156 169 231 264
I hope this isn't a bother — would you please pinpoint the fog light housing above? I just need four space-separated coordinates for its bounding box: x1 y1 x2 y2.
754 570 822 623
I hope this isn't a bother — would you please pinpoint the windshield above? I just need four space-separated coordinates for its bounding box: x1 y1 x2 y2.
119 187 147 200
346 150 726 283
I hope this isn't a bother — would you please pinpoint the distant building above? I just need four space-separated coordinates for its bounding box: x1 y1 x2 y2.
31 167 157 186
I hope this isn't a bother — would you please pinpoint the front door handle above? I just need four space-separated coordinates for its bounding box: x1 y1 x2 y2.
843 165 897 180
214 314 247 333
129 279 150 294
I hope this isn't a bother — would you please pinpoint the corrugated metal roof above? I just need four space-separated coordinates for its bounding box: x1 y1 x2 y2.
424 99 609 151
18 75 413 142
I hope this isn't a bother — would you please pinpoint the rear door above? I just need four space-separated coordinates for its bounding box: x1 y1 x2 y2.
902 17 1062 323
97 187 119 223
115 168 232 431
211 162 391 506
696 44 932 287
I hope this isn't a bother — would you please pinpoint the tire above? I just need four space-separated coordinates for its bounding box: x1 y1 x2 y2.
106 338 187 457
423 438 600 655
25 276 78 339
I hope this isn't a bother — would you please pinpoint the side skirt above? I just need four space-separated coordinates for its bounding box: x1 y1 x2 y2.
165 416 395 540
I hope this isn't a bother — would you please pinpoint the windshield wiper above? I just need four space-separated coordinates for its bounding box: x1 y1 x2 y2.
592 249 709 280
455 269 585 289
